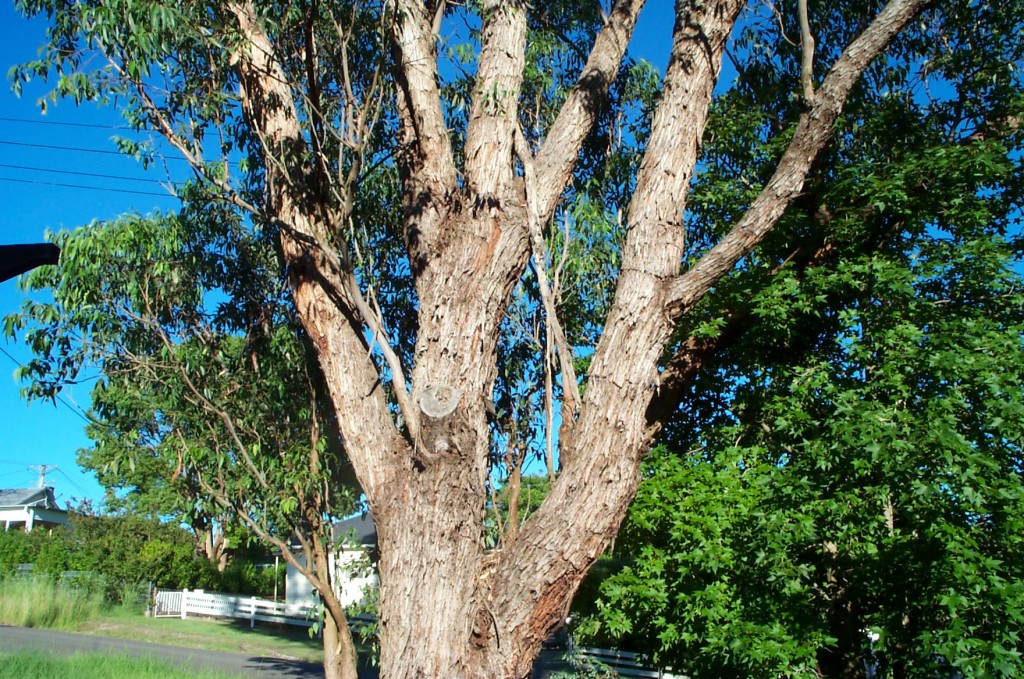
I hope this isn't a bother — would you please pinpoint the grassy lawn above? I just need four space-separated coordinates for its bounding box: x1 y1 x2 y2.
0 578 380 670
0 651 242 679
80 607 325 664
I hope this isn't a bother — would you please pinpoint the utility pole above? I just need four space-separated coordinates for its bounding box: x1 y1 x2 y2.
29 464 57 488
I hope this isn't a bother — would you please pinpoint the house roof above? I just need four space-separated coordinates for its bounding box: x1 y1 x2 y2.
0 487 62 511
331 514 377 547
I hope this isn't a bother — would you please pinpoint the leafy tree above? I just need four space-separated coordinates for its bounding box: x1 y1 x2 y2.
8 0 1022 677
0 526 48 576
6 212 362 679
583 234 1024 677
60 509 222 600
576 10 1024 665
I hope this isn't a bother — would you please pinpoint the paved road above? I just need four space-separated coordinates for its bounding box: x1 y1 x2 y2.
0 626 573 678
0 625 333 678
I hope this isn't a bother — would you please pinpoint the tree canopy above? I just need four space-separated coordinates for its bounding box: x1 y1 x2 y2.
582 233 1024 677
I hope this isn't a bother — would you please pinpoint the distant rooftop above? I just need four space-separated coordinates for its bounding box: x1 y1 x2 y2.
332 513 376 546
0 487 61 511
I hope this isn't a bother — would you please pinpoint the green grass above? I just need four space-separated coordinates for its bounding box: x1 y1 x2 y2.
84 607 325 664
0 651 242 679
0 577 106 629
0 577 368 667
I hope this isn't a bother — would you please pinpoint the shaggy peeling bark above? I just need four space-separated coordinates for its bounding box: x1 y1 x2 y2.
227 0 933 676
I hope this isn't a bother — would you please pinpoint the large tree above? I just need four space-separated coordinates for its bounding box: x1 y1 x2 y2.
10 0 1020 676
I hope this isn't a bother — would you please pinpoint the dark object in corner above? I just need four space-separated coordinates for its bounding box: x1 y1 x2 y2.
0 244 60 283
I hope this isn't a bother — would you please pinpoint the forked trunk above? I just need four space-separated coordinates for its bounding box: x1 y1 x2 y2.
227 0 935 676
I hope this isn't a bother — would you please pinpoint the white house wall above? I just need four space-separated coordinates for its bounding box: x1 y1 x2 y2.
0 506 68 532
285 548 378 608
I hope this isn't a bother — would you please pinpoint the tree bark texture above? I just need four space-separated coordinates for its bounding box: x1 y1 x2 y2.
227 0 935 676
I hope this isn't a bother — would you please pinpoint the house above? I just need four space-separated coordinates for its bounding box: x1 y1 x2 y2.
285 514 378 608
0 487 68 532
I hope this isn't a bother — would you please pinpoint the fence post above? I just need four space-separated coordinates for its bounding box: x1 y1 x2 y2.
181 589 189 620
249 596 257 629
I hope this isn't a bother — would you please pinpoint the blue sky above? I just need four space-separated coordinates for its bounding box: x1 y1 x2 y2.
0 4 183 505
0 2 676 507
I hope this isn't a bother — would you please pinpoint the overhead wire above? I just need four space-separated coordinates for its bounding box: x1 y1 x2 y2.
0 344 93 425
0 176 175 198
0 115 130 130
0 129 243 199
55 467 94 497
0 138 189 159
0 162 180 186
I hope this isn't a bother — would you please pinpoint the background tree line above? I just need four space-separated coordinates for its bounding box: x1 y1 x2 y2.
0 506 285 605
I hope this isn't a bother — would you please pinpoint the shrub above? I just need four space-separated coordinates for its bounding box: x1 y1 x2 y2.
0 530 45 576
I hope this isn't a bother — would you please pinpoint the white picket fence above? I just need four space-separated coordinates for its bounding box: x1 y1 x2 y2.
152 588 317 629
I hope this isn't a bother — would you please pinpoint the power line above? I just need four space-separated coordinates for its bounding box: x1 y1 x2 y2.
0 138 178 158
0 162 181 186
0 176 176 198
0 139 238 168
0 116 128 130
55 467 93 496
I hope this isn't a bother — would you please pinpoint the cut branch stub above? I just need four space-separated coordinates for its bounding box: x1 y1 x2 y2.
418 384 462 418
415 384 464 461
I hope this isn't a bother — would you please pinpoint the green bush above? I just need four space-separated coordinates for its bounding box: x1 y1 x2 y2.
0 530 46 576
0 511 224 605
257 562 286 599
216 557 284 597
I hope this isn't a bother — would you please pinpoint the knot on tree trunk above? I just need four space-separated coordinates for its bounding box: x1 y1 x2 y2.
419 384 462 418
415 384 464 463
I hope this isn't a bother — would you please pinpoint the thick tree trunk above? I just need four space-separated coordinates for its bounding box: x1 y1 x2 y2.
224 0 935 677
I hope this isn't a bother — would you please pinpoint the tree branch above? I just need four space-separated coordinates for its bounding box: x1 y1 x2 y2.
107 58 260 216
464 1 527 199
228 1 410 504
798 0 817 103
515 127 581 440
645 238 838 433
531 0 646 224
665 0 936 318
388 0 457 198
